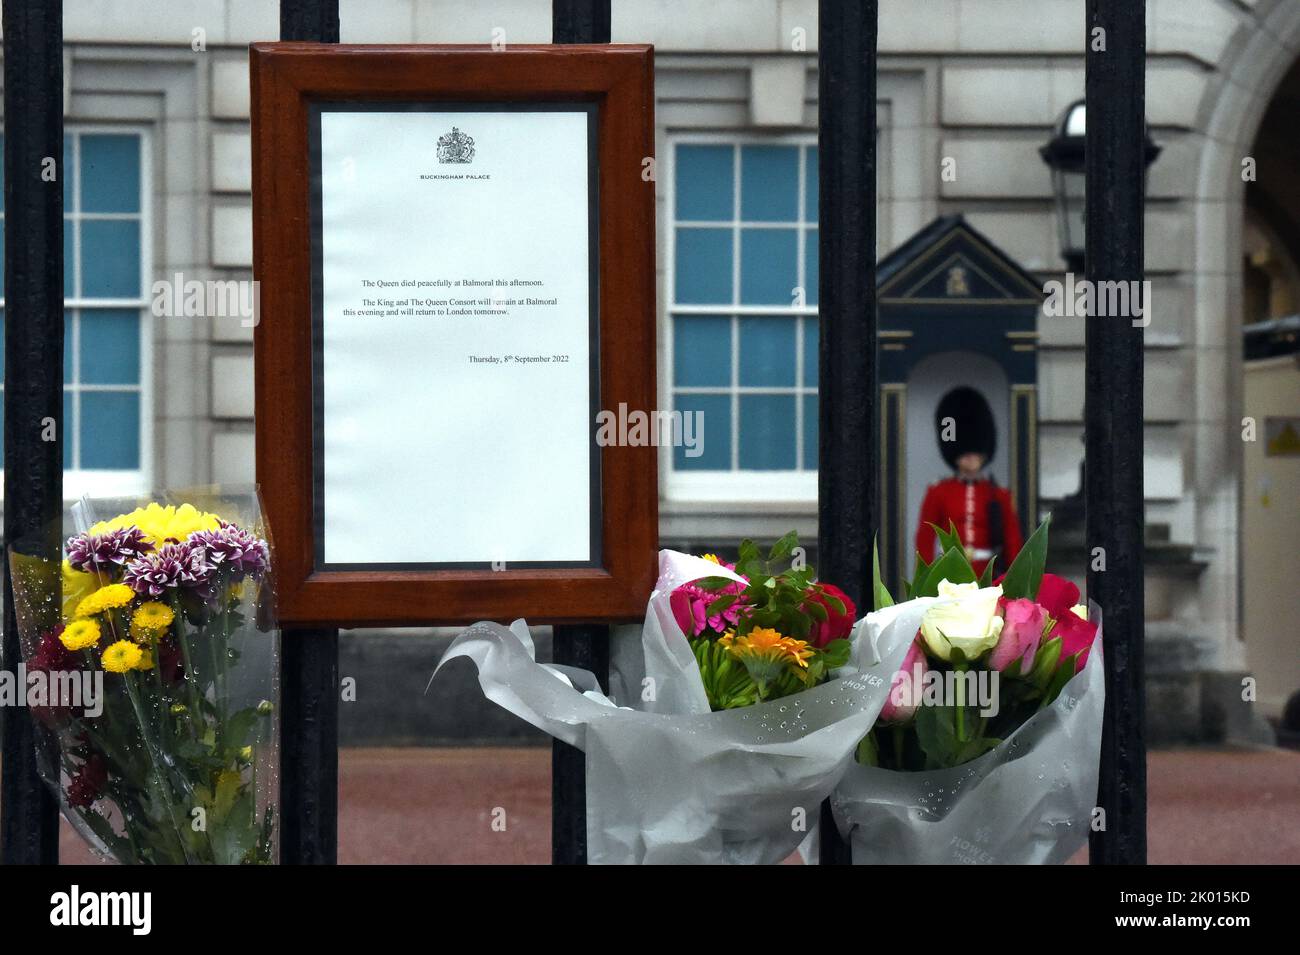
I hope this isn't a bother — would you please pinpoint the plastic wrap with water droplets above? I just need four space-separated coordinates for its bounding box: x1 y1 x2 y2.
830 603 1105 864
432 549 924 864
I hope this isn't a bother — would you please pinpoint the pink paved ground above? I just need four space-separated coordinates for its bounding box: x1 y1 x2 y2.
58 746 1299 864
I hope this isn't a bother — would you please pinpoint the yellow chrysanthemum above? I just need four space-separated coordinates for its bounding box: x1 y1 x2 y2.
133 649 155 671
723 626 814 669
130 602 175 641
62 560 100 623
89 502 222 548
102 640 144 674
75 583 136 618
60 619 102 651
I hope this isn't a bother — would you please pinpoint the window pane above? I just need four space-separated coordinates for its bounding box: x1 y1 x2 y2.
80 134 141 214
675 144 733 221
80 310 140 385
805 228 818 306
739 394 797 470
740 145 798 222
81 220 141 298
805 146 818 221
674 315 731 387
802 393 818 470
802 316 819 387
63 390 74 469
64 136 74 211
740 228 797 305
674 393 731 470
739 317 796 387
80 391 140 469
65 312 74 385
674 227 732 305
64 219 75 299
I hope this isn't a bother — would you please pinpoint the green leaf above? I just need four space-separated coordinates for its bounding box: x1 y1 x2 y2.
705 594 737 619
1041 654 1080 707
805 599 829 622
999 515 1051 600
819 638 852 669
872 536 895 611
856 731 879 767
934 521 964 554
956 735 1002 764
820 591 846 617
1028 634 1063 689
915 704 961 770
914 546 977 598
978 557 996 588
767 530 799 562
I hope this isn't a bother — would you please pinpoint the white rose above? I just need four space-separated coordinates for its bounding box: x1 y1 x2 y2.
920 581 1005 662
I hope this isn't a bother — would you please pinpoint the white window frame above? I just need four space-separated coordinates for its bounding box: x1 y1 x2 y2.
663 132 819 505
0 123 154 501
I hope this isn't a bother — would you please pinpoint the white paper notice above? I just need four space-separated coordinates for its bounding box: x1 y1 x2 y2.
317 108 594 565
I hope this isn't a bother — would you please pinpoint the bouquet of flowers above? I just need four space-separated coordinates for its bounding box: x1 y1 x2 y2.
829 517 1105 864
435 534 919 864
7 493 279 864
670 535 856 710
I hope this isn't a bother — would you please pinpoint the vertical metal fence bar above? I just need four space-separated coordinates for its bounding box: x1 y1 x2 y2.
1 0 65 867
278 0 341 865
550 624 610 865
816 0 878 866
1085 0 1147 865
551 0 611 867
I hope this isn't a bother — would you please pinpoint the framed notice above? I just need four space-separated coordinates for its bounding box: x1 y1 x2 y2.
251 45 657 626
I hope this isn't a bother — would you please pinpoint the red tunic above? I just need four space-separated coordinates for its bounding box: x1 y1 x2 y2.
915 477 1023 577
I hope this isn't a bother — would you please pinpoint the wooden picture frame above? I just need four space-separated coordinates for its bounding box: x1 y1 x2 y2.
250 43 657 626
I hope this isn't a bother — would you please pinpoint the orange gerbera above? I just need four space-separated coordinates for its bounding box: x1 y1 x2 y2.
722 627 814 670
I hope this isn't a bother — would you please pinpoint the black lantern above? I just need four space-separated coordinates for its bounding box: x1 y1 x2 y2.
1039 99 1161 273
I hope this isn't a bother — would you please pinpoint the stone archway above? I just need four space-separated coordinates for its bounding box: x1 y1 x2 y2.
1193 0 1300 715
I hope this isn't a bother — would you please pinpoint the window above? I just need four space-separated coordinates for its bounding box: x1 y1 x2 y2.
667 137 819 501
0 128 150 497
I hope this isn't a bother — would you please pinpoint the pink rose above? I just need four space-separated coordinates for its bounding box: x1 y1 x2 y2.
990 597 1045 673
1054 608 1099 674
804 583 857 649
879 638 927 723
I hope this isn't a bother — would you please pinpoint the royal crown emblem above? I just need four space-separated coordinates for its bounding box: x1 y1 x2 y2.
436 127 475 164
946 265 971 297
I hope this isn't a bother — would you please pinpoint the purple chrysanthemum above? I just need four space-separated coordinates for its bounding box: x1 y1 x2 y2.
65 526 154 572
122 541 215 598
187 521 270 581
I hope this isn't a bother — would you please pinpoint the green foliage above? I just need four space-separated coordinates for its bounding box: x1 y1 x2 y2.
687 532 854 711
999 515 1051 600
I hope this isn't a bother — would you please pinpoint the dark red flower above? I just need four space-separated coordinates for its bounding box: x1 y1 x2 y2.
804 583 857 649
66 754 108 808
33 626 74 671
1036 573 1081 621
1054 609 1099 674
156 636 185 683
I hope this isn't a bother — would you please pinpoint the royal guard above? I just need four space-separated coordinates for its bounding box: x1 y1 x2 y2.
915 386 1024 577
